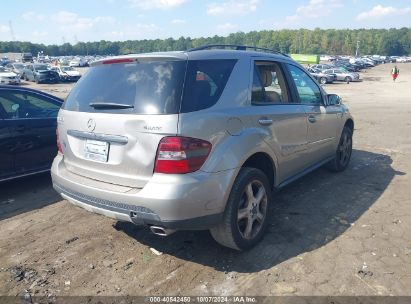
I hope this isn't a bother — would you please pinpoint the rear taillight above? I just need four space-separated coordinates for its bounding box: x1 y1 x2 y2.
154 137 212 174
56 128 63 154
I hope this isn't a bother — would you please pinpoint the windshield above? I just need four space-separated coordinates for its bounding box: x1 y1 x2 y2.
62 66 74 71
14 64 24 69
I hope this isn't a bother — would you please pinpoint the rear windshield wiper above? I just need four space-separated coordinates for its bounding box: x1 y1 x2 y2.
89 102 134 109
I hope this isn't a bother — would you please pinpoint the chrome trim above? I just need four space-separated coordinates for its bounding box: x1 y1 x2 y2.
67 130 128 144
0 169 50 182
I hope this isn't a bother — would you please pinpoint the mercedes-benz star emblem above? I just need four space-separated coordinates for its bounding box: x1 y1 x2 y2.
87 119 96 132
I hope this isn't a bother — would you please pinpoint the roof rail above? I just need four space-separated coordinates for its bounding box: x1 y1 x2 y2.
187 44 289 57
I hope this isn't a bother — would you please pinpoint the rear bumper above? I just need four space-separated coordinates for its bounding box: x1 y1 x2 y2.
51 154 236 230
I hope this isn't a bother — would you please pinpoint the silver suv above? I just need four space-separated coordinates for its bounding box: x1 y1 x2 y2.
51 45 353 250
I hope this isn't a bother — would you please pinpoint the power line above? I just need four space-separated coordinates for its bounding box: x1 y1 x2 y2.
8 20 16 41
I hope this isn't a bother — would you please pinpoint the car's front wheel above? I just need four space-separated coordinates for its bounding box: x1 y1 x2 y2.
326 126 353 172
210 167 271 250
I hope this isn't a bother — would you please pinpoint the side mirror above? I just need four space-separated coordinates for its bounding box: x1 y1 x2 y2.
327 94 341 106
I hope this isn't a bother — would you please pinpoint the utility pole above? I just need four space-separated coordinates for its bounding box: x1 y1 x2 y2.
355 40 360 57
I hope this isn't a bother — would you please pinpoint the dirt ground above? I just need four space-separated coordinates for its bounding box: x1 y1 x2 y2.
1 63 411 298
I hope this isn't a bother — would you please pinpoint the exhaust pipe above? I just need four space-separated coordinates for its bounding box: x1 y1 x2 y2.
149 225 176 236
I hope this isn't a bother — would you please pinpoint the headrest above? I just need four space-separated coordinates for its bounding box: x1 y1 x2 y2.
260 69 272 87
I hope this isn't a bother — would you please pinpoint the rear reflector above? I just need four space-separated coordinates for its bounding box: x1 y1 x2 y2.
56 128 63 154
154 137 212 174
102 58 135 65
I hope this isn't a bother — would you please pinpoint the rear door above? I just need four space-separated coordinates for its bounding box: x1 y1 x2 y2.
0 89 61 174
248 59 309 183
0 99 14 179
59 57 187 188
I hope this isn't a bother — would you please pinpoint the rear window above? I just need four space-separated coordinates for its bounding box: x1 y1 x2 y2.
63 59 237 115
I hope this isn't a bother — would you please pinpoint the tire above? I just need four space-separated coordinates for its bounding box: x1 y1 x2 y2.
326 126 353 172
345 76 352 84
35 77 40 84
210 167 272 251
320 77 327 85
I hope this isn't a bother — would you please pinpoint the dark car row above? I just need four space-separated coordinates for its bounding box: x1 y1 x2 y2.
0 85 63 181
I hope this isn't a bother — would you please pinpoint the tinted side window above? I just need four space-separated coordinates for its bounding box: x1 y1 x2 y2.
180 59 237 113
0 92 60 119
286 64 322 105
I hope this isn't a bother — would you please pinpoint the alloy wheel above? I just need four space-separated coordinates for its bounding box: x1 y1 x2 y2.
237 180 268 240
338 131 352 167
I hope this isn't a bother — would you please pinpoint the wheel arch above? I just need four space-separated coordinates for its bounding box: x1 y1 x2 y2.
344 118 354 133
241 152 276 190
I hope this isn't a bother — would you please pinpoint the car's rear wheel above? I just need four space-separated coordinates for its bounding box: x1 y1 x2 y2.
320 77 327 85
345 76 352 83
210 167 271 250
326 126 353 172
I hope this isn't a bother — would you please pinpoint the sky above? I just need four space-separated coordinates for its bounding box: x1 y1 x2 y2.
0 0 410 45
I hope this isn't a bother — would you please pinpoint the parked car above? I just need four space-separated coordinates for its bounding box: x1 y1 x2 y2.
6 63 25 78
0 67 21 85
307 67 335 84
323 68 360 82
49 66 81 82
69 57 88 67
21 52 33 63
312 64 333 71
22 64 59 84
0 86 63 181
334 61 360 72
51 45 354 250
0 58 11 67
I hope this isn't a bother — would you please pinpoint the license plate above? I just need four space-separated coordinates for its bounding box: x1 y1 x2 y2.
84 140 109 162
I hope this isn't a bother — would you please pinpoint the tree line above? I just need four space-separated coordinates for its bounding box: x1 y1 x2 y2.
1 28 410 57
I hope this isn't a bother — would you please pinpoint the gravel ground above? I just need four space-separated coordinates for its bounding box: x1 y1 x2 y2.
0 63 410 298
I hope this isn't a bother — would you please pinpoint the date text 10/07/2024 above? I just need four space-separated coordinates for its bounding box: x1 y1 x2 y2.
146 296 257 303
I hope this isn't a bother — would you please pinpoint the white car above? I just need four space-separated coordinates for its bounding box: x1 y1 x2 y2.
50 66 81 82
69 57 87 67
0 67 20 85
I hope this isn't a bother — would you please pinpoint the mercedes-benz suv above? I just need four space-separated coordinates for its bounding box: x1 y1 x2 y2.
51 45 354 250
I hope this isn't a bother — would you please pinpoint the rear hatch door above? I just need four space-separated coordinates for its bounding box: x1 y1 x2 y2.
58 56 187 188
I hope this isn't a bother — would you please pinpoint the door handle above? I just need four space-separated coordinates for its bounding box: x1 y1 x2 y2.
308 115 316 123
258 118 273 126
